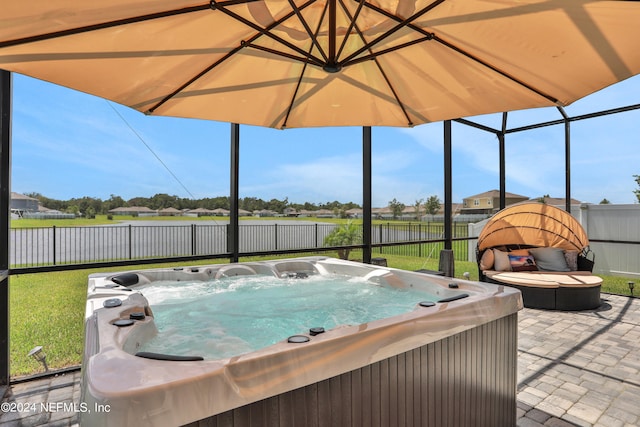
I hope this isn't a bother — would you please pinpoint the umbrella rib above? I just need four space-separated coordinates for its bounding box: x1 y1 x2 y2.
372 59 414 126
336 0 368 60
287 0 329 62
214 0 263 6
432 34 559 104
341 0 435 65
346 36 432 65
337 0 413 126
282 0 330 128
281 62 310 129
148 41 244 114
353 1 559 104
149 0 319 113
211 0 325 67
241 43 323 67
360 1 434 39
0 4 211 48
339 0 445 65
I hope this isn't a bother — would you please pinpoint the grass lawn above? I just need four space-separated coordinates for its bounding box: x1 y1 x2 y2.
9 259 225 377
10 214 239 228
10 215 443 228
9 253 638 378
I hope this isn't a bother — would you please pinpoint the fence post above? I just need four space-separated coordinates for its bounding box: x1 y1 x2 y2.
191 224 196 256
128 224 132 260
274 223 278 251
379 224 383 253
419 223 422 258
315 223 318 249
52 225 56 265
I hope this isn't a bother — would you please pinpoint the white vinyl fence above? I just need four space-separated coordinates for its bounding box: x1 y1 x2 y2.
467 204 640 278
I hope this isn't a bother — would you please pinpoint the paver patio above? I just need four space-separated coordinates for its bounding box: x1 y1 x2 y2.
1 293 638 427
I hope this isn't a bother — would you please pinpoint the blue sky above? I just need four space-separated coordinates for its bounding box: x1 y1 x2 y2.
10 73 640 207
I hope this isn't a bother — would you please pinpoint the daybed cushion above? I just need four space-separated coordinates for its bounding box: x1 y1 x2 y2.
493 248 512 271
483 270 602 288
479 249 495 270
528 247 570 272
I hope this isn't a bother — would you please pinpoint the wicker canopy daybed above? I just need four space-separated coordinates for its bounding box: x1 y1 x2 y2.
476 202 601 310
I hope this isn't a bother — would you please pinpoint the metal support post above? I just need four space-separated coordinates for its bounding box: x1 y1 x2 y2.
363 127 372 264
229 123 240 262
0 70 12 386
499 112 508 210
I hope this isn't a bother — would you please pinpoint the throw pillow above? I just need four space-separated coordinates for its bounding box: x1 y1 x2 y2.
564 250 579 271
479 249 495 270
528 247 570 272
493 248 512 272
508 254 538 271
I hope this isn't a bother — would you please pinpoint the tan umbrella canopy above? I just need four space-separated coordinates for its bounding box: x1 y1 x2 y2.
477 202 589 253
1 0 640 129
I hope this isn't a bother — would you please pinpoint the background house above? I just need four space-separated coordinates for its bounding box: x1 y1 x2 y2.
184 207 216 217
108 206 158 217
10 192 39 215
158 207 182 216
461 190 529 214
532 196 583 209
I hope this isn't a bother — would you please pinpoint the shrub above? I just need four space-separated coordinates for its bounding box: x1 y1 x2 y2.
323 221 362 260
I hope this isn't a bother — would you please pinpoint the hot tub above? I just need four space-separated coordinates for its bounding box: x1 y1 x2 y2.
80 256 522 426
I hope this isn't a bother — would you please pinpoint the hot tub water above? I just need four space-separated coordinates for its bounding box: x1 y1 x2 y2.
137 273 442 359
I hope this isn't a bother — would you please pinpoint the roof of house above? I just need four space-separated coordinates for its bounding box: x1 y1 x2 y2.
11 192 38 201
187 207 216 213
159 207 181 213
464 189 529 200
109 206 157 213
531 196 583 206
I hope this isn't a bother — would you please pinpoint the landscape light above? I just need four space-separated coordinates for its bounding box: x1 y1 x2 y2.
28 346 49 372
628 281 635 296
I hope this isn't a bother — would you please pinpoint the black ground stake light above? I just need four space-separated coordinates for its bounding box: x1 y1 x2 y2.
628 281 635 296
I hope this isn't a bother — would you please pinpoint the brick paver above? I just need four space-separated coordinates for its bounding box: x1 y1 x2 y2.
518 294 640 427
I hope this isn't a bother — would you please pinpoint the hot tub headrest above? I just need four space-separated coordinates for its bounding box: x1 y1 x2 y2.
272 261 319 277
215 265 257 278
110 273 140 287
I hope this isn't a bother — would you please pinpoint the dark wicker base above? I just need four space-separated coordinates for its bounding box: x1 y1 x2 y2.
486 278 601 311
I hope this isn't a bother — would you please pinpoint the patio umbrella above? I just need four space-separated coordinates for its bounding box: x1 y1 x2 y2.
1 0 640 129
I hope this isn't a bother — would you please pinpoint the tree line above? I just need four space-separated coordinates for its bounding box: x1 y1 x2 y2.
386 196 442 220
25 192 442 219
25 192 362 217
